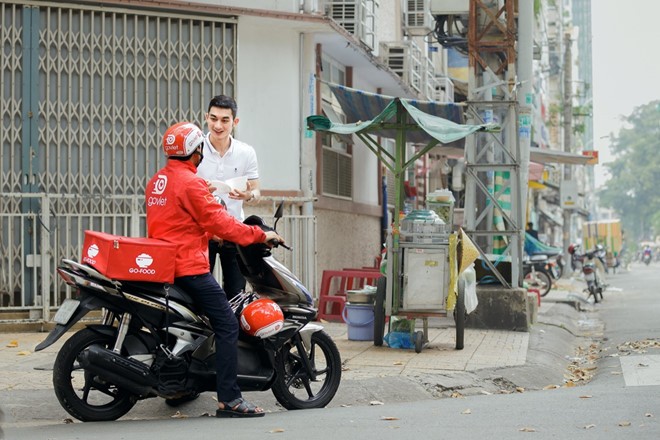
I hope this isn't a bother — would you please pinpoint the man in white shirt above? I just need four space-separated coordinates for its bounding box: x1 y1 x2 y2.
197 95 260 299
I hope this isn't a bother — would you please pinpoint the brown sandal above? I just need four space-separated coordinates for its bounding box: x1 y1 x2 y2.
216 398 265 418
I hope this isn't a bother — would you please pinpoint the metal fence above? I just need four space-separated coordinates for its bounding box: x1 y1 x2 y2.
0 193 317 322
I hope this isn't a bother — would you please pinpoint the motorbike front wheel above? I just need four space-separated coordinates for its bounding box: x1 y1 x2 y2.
271 330 341 410
53 328 137 422
523 267 553 297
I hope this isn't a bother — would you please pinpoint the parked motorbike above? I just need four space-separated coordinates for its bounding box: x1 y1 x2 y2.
35 205 341 422
523 254 553 297
568 244 605 303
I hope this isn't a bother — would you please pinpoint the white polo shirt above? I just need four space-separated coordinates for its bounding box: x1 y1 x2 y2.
196 134 259 220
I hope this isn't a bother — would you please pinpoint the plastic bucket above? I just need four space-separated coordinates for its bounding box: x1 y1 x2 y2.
342 303 374 341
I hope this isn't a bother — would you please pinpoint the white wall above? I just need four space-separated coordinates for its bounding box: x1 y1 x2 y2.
233 16 303 192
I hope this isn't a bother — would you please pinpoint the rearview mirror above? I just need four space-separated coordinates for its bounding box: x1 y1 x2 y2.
273 202 284 230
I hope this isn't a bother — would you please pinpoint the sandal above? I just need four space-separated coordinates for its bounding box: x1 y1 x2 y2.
216 398 265 418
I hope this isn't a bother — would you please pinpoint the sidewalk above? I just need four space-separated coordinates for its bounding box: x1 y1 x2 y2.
0 277 596 425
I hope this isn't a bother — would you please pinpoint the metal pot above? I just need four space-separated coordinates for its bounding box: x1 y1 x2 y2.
346 290 375 304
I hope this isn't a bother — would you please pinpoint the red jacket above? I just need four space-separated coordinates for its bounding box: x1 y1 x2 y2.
146 159 266 277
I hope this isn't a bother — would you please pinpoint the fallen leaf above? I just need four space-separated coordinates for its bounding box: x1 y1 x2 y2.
515 387 525 393
268 428 285 433
564 381 576 388
579 395 592 399
171 411 188 419
369 400 384 406
17 351 31 356
480 390 492 395
638 363 649 367
543 384 560 390
611 371 622 375
6 340 18 348
519 427 536 432
618 421 631 427
392 361 404 366
583 424 595 429
381 416 399 421
63 418 74 424
450 392 464 398
462 409 471 414
645 413 653 418
499 390 512 395
340 404 351 407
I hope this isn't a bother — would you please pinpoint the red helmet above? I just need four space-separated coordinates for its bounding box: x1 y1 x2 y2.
568 244 577 255
162 122 205 157
240 299 284 338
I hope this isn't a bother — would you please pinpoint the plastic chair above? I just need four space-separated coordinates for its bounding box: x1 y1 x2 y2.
317 269 382 322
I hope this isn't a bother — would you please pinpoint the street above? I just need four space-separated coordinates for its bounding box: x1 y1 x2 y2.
2 262 659 439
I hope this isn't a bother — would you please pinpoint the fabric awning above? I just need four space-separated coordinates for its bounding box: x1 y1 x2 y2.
308 83 497 149
530 147 592 165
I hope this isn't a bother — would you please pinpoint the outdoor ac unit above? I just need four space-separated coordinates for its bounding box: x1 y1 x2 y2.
403 0 434 36
429 0 469 15
434 75 455 103
381 41 423 93
328 0 358 35
327 0 377 50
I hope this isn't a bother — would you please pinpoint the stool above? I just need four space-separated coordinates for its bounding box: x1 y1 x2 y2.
317 270 382 322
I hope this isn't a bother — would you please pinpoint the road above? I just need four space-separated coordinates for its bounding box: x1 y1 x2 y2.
2 262 659 439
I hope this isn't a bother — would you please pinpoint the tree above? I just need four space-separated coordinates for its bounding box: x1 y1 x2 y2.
598 101 660 241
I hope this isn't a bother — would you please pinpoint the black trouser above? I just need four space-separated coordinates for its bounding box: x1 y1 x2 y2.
174 273 241 403
209 240 246 300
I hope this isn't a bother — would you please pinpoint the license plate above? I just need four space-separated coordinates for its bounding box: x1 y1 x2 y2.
53 299 80 325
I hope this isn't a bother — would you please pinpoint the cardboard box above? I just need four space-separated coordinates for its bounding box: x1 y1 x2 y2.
81 230 177 283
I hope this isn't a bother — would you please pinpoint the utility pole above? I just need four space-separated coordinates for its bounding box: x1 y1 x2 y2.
562 31 573 254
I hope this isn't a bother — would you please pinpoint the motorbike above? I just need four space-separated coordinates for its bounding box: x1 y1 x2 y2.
642 249 652 265
569 244 605 303
523 254 554 297
35 205 342 422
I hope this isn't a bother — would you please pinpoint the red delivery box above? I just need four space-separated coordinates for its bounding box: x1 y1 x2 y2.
81 230 177 283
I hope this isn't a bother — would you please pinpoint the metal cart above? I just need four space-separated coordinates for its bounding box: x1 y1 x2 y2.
373 202 467 353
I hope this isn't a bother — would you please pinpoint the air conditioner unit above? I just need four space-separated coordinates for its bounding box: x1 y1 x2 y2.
434 76 455 103
327 0 378 50
429 0 469 15
403 0 434 36
381 41 423 93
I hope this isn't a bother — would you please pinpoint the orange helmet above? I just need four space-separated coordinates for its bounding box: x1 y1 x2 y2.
240 299 284 338
162 122 205 157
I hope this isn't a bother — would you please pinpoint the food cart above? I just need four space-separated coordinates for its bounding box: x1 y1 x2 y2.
307 84 493 352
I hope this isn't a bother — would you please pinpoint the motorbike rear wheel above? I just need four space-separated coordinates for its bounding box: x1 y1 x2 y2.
272 330 341 410
53 328 137 421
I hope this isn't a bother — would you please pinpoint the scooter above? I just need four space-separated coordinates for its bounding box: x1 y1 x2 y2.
569 244 605 303
35 205 341 422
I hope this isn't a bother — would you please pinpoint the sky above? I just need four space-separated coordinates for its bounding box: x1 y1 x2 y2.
591 0 660 187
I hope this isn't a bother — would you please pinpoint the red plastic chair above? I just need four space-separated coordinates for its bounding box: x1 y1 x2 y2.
317 270 382 322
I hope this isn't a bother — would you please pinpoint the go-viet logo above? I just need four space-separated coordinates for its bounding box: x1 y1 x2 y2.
130 253 156 275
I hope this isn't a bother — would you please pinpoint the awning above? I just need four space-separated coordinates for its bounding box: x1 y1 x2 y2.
530 147 592 165
308 83 497 150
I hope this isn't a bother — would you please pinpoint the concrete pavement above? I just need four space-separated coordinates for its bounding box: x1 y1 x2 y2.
0 277 599 428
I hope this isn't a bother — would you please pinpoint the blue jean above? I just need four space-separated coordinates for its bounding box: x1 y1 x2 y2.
209 240 246 300
174 272 241 403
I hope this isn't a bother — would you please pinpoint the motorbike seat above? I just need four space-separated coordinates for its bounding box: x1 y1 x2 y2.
530 254 548 262
121 281 195 306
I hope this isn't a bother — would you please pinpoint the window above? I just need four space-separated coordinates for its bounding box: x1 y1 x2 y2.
320 54 352 199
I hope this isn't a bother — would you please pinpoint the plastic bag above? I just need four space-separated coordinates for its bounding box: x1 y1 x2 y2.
462 264 478 314
383 331 414 349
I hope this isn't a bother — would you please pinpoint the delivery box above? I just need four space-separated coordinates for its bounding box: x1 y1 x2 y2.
81 230 177 283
